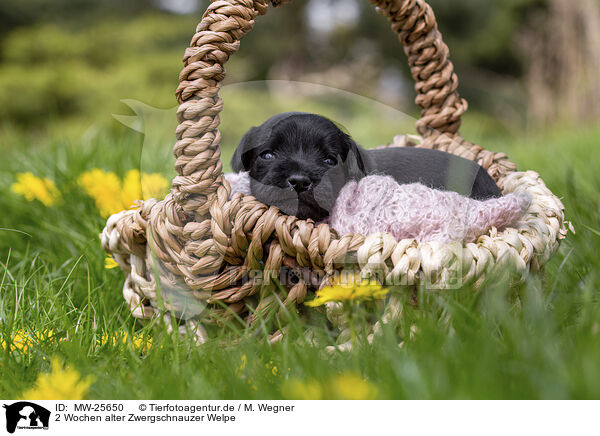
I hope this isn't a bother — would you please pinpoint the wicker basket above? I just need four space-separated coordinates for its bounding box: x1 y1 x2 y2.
101 0 569 342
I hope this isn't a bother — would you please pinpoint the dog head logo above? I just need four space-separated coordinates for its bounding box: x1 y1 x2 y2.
3 402 50 433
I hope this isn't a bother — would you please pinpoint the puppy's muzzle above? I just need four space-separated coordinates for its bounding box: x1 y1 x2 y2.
287 175 312 193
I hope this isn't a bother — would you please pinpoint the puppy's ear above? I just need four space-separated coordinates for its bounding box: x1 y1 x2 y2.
231 126 260 172
341 134 370 180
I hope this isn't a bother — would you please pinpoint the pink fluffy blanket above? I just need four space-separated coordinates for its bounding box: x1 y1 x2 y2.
225 172 530 244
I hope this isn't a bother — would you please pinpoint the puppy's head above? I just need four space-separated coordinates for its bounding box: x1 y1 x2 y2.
231 112 368 221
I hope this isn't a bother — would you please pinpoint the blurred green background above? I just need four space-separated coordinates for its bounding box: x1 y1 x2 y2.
2 0 599 149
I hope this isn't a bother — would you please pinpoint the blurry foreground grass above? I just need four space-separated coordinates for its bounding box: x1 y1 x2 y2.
0 103 599 398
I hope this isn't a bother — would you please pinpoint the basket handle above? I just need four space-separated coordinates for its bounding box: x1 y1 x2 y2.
171 0 467 214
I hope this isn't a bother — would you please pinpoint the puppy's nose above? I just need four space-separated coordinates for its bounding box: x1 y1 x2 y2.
287 175 312 192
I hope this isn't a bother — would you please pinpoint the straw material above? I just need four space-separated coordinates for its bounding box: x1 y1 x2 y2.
101 0 569 342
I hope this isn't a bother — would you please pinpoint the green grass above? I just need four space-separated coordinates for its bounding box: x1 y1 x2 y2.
1 106 599 399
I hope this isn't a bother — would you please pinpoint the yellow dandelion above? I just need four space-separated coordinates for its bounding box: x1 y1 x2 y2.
21 357 94 400
141 172 169 200
122 169 170 207
33 330 57 343
79 168 169 218
130 333 152 350
0 330 67 356
1 330 31 353
101 332 123 347
1 330 59 353
282 379 323 400
121 169 142 210
11 172 60 206
333 372 378 400
78 169 123 217
305 279 389 307
98 332 152 350
104 256 119 269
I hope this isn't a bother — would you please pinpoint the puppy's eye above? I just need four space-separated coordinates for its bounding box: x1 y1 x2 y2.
260 151 275 160
324 156 337 166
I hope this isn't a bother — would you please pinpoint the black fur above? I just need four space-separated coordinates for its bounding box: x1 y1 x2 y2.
231 112 501 220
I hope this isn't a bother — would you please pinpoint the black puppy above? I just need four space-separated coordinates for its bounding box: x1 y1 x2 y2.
231 112 501 221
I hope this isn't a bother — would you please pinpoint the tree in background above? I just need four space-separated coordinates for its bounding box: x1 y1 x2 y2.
520 0 600 125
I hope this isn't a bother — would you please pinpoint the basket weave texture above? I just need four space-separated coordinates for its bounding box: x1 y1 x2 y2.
101 0 568 340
